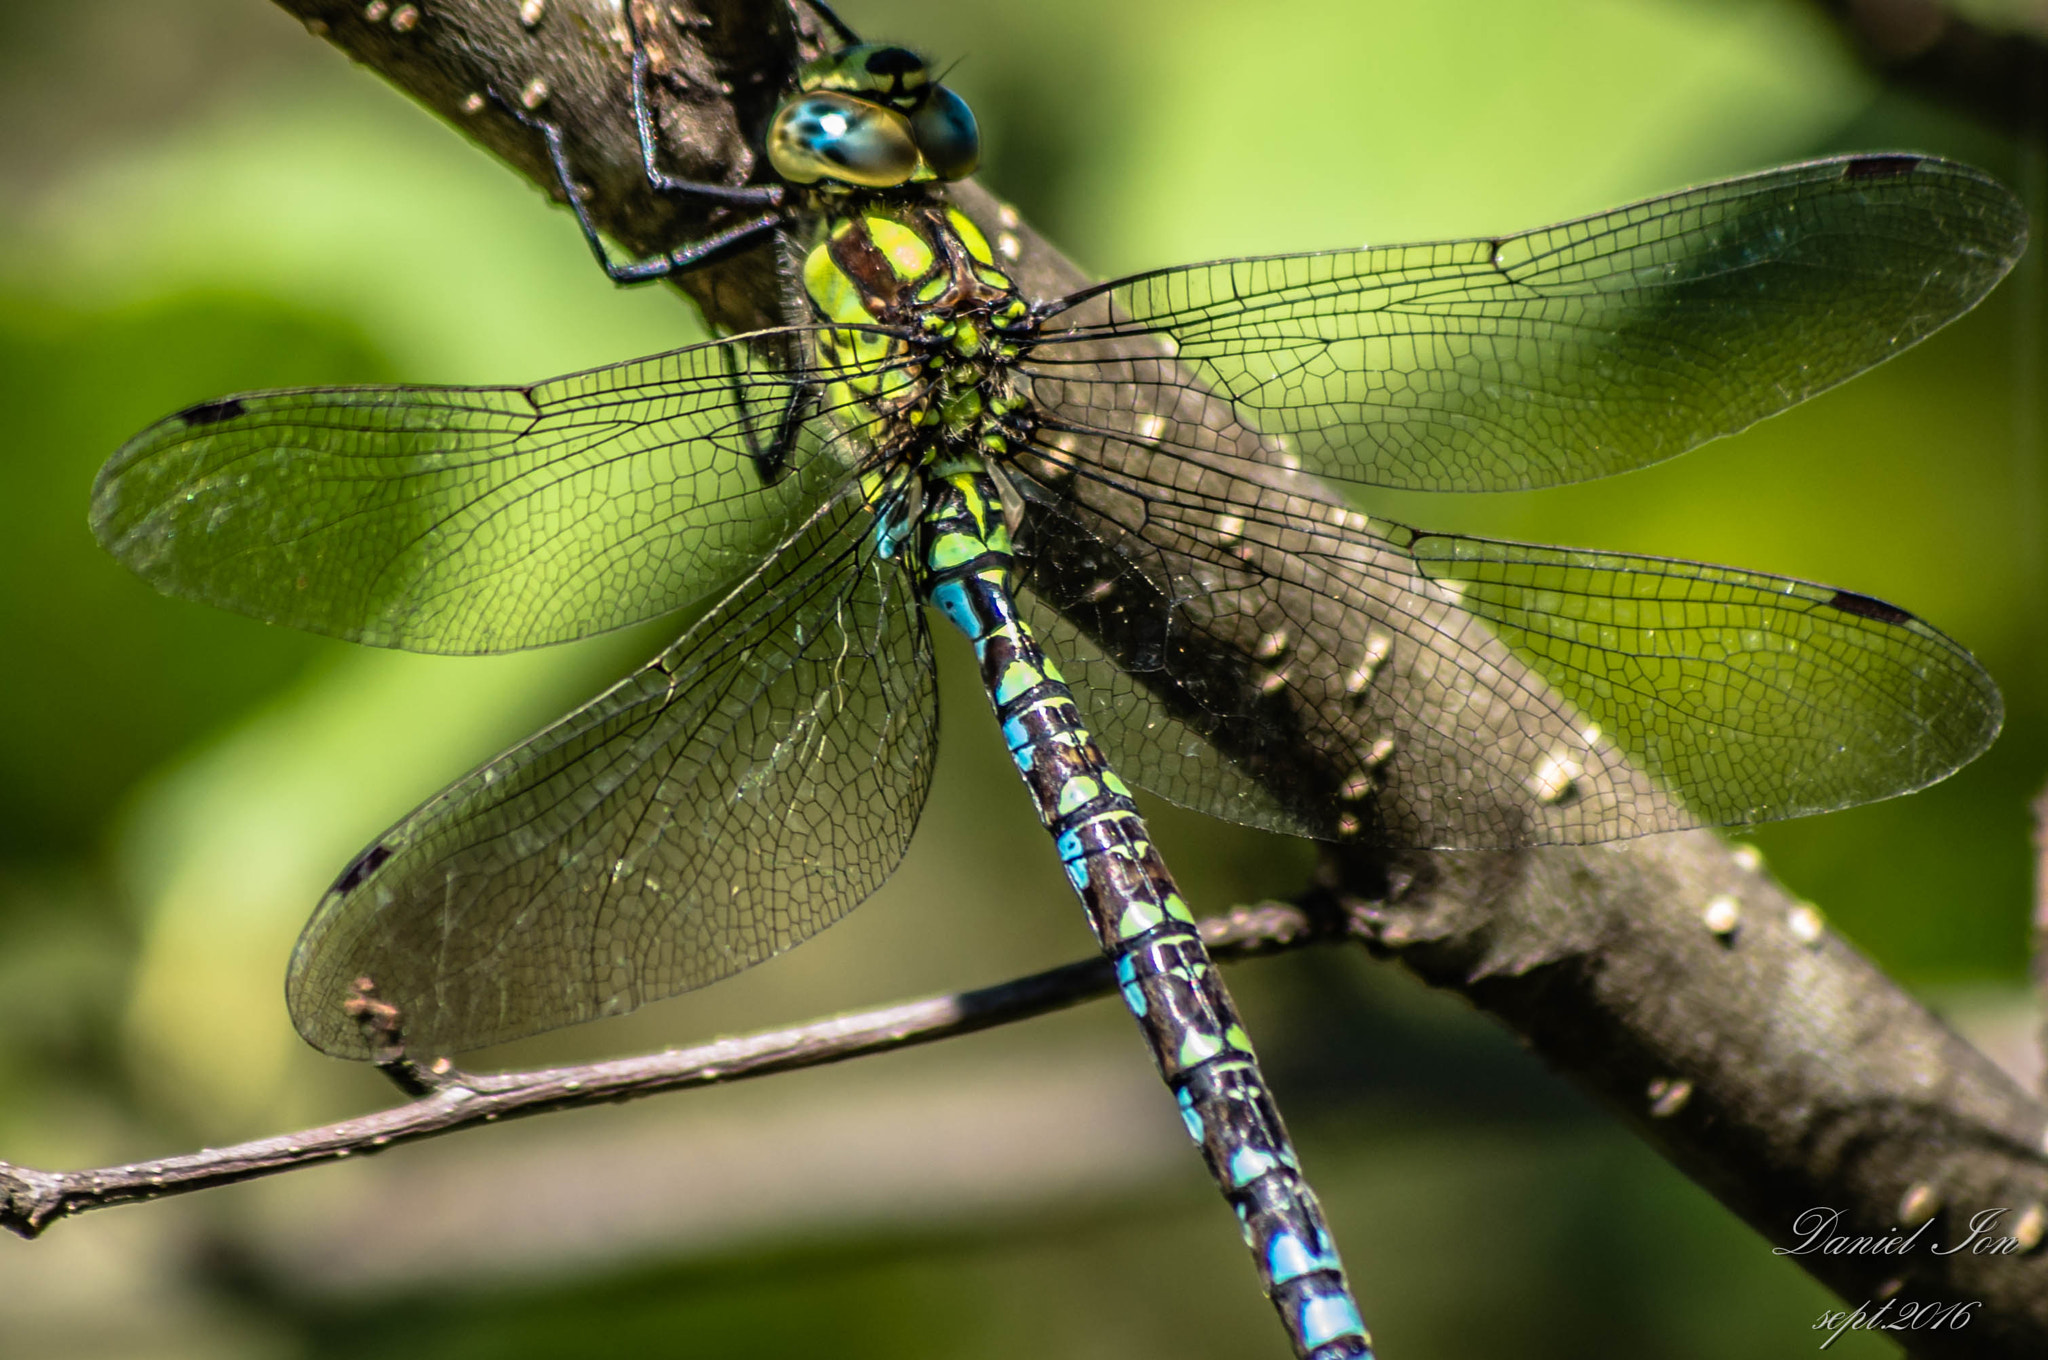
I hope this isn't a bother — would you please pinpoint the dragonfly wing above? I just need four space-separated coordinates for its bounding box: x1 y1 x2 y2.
1033 155 2026 492
285 494 937 1058
1013 496 1317 838
1395 530 2001 829
1011 440 1997 848
92 331 849 653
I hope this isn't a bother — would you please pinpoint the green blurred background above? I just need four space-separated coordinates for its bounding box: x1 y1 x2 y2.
1 1 2041 1356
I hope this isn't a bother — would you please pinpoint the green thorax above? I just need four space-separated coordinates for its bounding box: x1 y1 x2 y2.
797 201 1031 517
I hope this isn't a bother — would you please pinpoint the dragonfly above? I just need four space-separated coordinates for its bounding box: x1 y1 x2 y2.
90 5 2023 1355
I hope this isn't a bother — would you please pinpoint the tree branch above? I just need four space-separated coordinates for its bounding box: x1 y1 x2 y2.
36 2 2043 1354
2032 782 2048 1099
1810 0 2048 138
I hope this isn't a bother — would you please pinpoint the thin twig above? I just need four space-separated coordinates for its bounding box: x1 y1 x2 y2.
0 901 1334 1239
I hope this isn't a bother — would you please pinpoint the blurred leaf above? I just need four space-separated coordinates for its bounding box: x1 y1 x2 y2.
0 292 387 864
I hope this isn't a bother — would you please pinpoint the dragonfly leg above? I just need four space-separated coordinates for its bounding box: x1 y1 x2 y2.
760 384 814 482
718 342 814 484
505 92 784 284
801 0 865 47
623 5 787 207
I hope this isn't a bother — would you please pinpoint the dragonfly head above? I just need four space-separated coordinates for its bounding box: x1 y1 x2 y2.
768 44 979 188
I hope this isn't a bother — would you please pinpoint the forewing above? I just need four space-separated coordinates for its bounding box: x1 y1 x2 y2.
285 494 937 1058
1032 155 2025 492
92 332 852 653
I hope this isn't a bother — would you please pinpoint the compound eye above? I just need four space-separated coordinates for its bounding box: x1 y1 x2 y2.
768 92 919 187
910 85 979 181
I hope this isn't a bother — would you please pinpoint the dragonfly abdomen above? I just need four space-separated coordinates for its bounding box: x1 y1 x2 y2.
918 468 1373 1360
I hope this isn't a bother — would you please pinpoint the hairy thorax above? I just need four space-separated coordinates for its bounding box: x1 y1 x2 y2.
796 198 1037 513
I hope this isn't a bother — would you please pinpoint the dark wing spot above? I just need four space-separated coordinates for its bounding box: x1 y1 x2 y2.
332 842 396 896
1845 155 1921 182
1825 589 1914 625
178 397 248 426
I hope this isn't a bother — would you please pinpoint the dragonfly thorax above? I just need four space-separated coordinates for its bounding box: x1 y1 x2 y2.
802 203 1035 508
